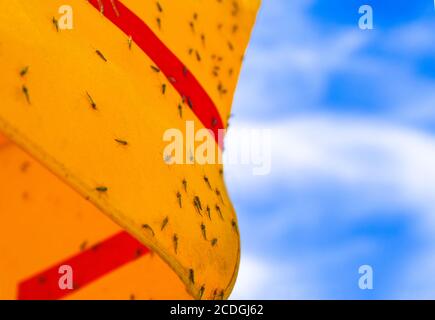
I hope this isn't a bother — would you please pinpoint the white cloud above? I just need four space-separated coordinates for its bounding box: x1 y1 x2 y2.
226 116 435 216
239 2 435 127
230 254 320 300
225 116 435 298
385 20 435 55
236 0 370 118
230 239 381 299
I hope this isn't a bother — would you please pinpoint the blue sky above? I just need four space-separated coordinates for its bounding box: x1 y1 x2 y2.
226 0 435 299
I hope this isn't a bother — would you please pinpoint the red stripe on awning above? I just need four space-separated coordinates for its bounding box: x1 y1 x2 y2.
89 0 225 148
17 231 149 300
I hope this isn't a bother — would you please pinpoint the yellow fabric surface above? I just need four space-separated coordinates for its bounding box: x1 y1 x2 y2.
0 0 260 299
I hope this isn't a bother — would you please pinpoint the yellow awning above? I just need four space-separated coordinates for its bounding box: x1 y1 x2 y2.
0 0 260 300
